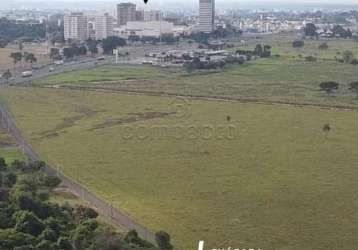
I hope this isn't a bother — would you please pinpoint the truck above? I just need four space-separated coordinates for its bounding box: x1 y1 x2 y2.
21 71 33 78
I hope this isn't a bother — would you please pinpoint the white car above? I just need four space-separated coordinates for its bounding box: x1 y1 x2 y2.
54 60 64 65
49 67 55 72
21 71 33 77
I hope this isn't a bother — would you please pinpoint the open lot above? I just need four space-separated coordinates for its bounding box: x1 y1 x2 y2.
2 87 358 250
3 34 358 249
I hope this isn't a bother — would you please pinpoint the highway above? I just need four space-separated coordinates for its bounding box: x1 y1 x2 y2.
1 56 114 85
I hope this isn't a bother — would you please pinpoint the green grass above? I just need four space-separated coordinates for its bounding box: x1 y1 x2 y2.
2 87 358 250
35 57 358 108
0 127 25 164
0 147 25 164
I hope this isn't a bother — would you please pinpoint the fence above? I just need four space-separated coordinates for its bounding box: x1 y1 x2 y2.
0 104 157 244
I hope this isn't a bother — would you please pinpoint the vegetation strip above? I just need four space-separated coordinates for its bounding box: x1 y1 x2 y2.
0 103 158 245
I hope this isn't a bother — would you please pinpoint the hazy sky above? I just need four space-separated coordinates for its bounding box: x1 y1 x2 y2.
3 0 358 12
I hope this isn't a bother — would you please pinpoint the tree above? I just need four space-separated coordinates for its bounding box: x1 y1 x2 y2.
349 81 358 99
24 53 37 67
0 229 36 249
10 52 22 68
155 231 173 250
2 70 12 83
63 47 74 59
128 35 141 42
342 50 354 64
0 157 7 171
292 40 304 48
0 38 9 48
13 210 45 236
101 36 126 54
75 205 98 221
49 48 60 61
160 34 177 45
304 23 317 37
254 44 263 57
86 39 98 56
57 237 73 250
323 124 331 139
332 25 352 38
319 81 339 94
305 56 317 62
263 45 271 57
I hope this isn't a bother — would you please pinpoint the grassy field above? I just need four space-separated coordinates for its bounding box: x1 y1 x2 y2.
2 86 358 250
237 33 358 59
35 57 358 108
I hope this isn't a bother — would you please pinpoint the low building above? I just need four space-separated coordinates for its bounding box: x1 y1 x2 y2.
116 21 174 38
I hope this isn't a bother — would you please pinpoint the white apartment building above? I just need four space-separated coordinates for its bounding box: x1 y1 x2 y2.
64 12 88 41
144 10 162 22
198 0 215 33
95 13 114 40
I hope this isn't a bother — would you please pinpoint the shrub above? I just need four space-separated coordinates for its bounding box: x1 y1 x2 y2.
305 56 317 62
292 40 304 48
319 81 339 94
155 231 173 250
319 42 328 50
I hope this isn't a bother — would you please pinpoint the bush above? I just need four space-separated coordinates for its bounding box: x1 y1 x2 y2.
319 81 339 94
155 231 173 250
12 210 45 236
305 56 317 62
319 42 328 50
350 59 358 65
292 40 304 48
40 175 61 189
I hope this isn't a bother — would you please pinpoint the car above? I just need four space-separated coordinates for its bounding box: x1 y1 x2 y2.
142 60 153 65
54 60 64 65
21 71 33 77
97 57 105 61
32 65 41 70
49 67 55 72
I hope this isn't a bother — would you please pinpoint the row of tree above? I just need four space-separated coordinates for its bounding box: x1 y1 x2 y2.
0 18 46 48
9 51 37 69
0 158 174 250
304 23 353 39
320 81 358 99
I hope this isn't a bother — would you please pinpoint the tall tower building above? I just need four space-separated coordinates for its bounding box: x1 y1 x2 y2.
144 10 162 22
198 0 215 33
95 13 114 40
64 12 88 41
117 3 136 26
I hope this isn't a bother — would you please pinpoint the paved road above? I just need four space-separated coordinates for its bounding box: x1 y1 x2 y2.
2 56 114 85
0 43 197 86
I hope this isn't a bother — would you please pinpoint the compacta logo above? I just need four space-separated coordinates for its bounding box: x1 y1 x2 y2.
198 241 262 250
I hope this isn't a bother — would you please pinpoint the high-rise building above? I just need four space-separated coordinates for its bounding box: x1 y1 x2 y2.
95 13 114 40
64 12 88 41
144 10 162 22
135 10 144 21
117 3 136 26
198 0 215 33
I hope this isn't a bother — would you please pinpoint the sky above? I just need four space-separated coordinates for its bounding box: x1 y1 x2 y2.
2 0 358 11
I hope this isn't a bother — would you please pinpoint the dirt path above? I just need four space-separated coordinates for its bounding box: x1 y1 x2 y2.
41 84 358 113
